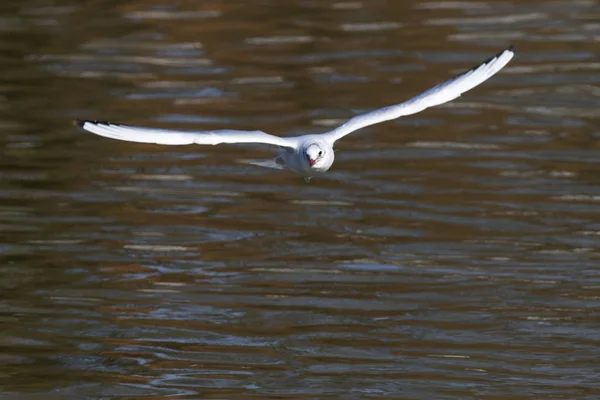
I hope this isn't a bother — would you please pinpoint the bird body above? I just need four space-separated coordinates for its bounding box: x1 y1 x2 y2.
279 136 335 177
77 46 515 180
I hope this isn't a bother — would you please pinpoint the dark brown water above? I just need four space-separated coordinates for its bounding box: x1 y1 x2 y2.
2 0 600 398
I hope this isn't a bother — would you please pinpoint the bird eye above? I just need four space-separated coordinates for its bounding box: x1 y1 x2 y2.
318 151 322 156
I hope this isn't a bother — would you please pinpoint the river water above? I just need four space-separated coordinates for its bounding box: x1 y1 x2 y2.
2 0 600 398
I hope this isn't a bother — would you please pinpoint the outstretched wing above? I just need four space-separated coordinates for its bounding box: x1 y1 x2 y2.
77 120 298 149
322 46 515 144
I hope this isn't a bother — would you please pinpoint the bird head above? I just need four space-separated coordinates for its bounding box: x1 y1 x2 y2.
304 142 326 168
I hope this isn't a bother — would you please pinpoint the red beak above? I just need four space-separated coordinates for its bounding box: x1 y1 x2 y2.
309 159 315 166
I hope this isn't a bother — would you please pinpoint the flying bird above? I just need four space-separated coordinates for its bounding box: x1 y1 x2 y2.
77 46 514 181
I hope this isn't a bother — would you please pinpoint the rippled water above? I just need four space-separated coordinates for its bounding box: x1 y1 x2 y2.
3 0 600 398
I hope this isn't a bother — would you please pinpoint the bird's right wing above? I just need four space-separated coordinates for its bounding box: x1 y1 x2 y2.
77 120 298 149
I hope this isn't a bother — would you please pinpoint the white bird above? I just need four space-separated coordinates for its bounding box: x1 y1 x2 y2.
77 46 514 181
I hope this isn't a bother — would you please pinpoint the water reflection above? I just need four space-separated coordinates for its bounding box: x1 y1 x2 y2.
2 0 600 398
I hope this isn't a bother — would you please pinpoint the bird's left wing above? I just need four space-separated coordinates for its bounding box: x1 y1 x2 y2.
321 46 515 144
77 120 298 149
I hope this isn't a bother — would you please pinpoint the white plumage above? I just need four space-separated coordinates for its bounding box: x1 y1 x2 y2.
77 122 297 148
78 46 515 179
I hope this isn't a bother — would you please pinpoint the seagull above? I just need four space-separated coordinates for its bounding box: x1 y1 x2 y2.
77 46 514 181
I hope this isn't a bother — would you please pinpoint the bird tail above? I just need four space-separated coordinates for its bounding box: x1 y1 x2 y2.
239 156 286 170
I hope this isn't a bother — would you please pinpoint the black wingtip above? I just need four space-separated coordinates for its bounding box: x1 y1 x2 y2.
490 45 515 62
452 45 515 80
75 119 123 128
480 45 515 68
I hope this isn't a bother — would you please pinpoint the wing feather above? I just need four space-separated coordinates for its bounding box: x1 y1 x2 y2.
323 46 515 143
77 120 297 149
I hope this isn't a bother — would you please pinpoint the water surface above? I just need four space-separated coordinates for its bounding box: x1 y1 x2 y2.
2 0 600 398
